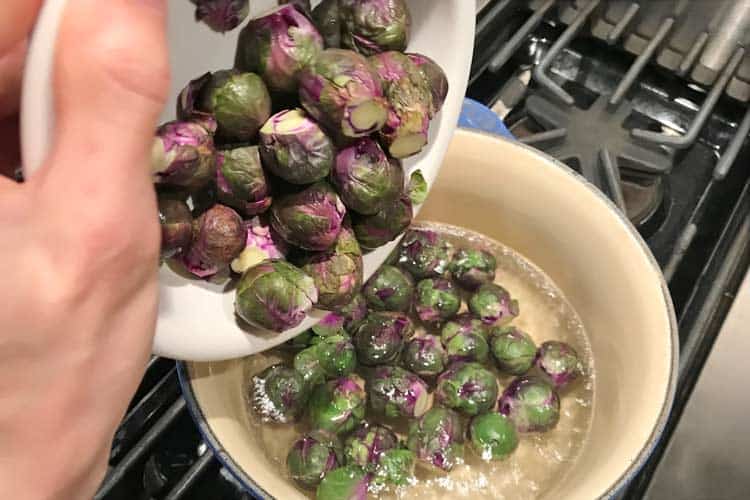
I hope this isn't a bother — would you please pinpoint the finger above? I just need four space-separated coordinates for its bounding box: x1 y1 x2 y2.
0 115 21 187
0 0 41 57
0 40 27 119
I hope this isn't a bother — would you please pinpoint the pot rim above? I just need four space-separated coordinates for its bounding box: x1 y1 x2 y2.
177 128 679 500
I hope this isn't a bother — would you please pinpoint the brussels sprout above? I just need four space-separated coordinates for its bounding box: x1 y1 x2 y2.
343 423 398 471
235 4 323 93
371 449 415 489
287 430 342 489
406 407 465 472
450 247 497 291
190 0 249 33
230 217 289 274
368 366 431 418
414 278 461 325
235 260 318 331
468 283 519 325
489 326 537 375
294 344 326 388
309 376 367 434
443 328 489 364
178 70 271 143
406 169 427 205
498 376 560 433
406 53 449 117
314 293 368 337
216 146 272 216
258 109 335 184
182 204 245 278
331 138 404 215
535 340 583 389
402 334 447 378
435 362 499 416
352 194 412 250
271 181 346 251
158 197 193 259
370 51 431 159
312 0 341 48
316 465 370 500
299 49 388 138
250 364 308 423
362 265 414 312
339 0 410 55
285 329 316 350
397 229 452 279
353 312 412 366
469 413 518 461
440 313 488 343
152 120 216 191
313 313 348 338
317 335 358 379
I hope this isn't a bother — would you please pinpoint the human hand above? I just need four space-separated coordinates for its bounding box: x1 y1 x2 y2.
0 1 170 499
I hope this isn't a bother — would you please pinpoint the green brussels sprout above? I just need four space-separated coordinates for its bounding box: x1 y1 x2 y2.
406 407 465 472
406 169 427 205
353 312 412 366
362 265 414 312
235 260 318 332
535 340 584 389
468 283 519 325
450 247 497 291
339 0 411 55
313 313 348 338
235 5 323 93
435 362 499 416
285 329 317 350
368 366 431 418
343 423 398 471
152 120 216 192
190 0 249 33
294 344 327 388
312 0 342 48
441 313 488 343
414 278 461 325
230 217 289 274
250 364 308 423
287 430 342 489
402 334 448 378
309 376 367 434
158 197 193 259
397 229 452 279
469 413 518 461
182 204 245 278
441 313 490 364
259 109 335 185
352 194 413 250
216 146 272 216
317 335 358 379
314 293 369 337
499 376 560 433
406 53 449 117
489 326 537 375
371 449 415 490
316 465 370 500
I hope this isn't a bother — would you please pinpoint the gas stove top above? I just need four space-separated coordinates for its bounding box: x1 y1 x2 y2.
95 2 750 499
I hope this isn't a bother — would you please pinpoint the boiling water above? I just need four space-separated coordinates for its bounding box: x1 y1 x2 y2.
242 222 595 499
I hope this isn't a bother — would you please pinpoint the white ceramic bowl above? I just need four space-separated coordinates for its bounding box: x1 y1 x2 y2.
179 129 678 499
21 0 475 361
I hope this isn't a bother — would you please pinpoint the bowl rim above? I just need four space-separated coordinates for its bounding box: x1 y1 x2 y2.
177 129 679 500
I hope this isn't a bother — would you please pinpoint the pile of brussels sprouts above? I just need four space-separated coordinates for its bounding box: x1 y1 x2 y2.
249 227 586 499
157 0 443 332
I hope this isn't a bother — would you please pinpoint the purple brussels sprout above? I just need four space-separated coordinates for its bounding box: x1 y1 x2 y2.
299 48 388 138
489 326 537 375
442 327 489 365
309 376 367 434
230 217 289 274
316 465 371 500
158 197 193 259
441 313 488 344
287 430 342 489
406 169 427 205
250 364 308 423
353 311 413 366
152 120 216 191
190 0 249 33
469 413 518 461
258 109 335 184
499 376 560 433
314 293 368 337
234 260 318 332
339 0 411 55
182 204 245 278
352 194 412 250
312 312 347 337
216 146 272 216
235 4 323 93
406 53 449 117
271 181 346 251
369 51 432 159
406 407 465 472
397 229 453 279
312 0 341 48
362 264 414 312
535 340 583 389
436 362 499 416
402 334 448 378
469 283 519 325
331 138 404 215
414 278 461 325
368 366 432 418
450 247 497 291
300 222 363 309
344 423 398 471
